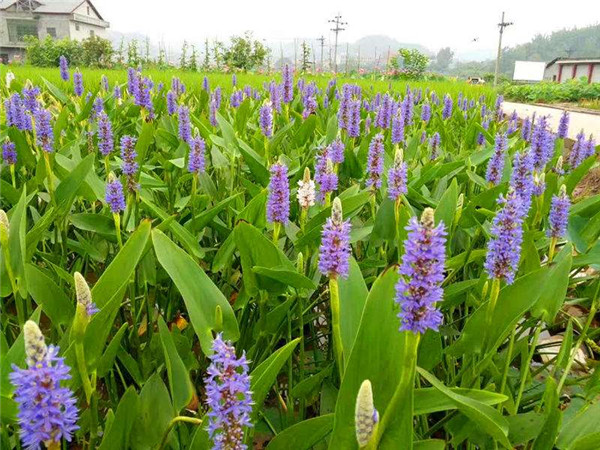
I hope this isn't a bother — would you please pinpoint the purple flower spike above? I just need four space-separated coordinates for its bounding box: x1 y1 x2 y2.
105 175 126 213
318 198 352 279
267 163 290 224
205 334 253 450
510 150 535 212
317 159 338 203
548 186 570 239
2 140 17 165
259 102 273 138
120 136 139 192
188 135 206 175
557 111 569 139
395 208 447 333
366 133 385 189
59 55 70 81
486 133 507 186
282 64 294 103
484 190 526 285
97 112 114 157
391 111 404 145
9 321 79 450
167 91 177 115
421 103 431 123
442 95 452 120
388 149 408 201
328 138 345 164
73 71 84 97
33 108 54 153
430 132 441 160
178 106 192 144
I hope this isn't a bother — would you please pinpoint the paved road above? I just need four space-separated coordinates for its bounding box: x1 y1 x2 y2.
503 102 600 139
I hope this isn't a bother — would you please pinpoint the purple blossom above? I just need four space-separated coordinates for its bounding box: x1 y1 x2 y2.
421 103 431 123
22 86 40 113
167 91 177 115
113 85 122 100
205 334 253 450
366 134 384 189
557 111 569 139
401 93 414 126
73 71 84 97
178 106 192 144
105 177 126 213
259 102 273 138
391 111 404 145
328 139 345 164
531 116 554 170
375 94 392 129
203 76 210 92
318 199 351 279
521 116 532 142
2 140 17 165
171 77 186 96
317 159 338 203
91 97 104 121
10 321 79 450
510 150 534 212
430 132 441 159
484 191 526 284
230 90 243 108
209 97 218 127
387 150 407 201
568 130 587 168
347 99 361 138
6 94 32 131
101 75 109 91
59 55 70 81
548 187 570 239
188 135 206 175
269 82 282 112
127 67 139 97
442 95 453 120
395 209 447 333
485 133 507 186
134 77 154 119
477 132 485 146
33 108 53 153
97 112 114 157
267 163 290 224
282 65 294 103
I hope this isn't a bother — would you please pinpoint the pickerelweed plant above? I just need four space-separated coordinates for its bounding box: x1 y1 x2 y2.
0 62 599 450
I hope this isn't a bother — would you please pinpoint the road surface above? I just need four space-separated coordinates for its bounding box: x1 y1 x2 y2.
503 102 600 139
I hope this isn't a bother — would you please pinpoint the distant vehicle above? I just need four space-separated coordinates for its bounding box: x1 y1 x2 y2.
467 77 486 84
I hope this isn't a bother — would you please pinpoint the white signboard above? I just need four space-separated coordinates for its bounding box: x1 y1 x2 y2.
513 61 546 81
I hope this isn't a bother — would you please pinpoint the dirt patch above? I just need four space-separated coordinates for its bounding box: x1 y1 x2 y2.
573 166 600 198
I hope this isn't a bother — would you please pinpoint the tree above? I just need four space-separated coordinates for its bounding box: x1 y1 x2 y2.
116 38 125 66
81 36 113 68
144 36 151 65
202 38 211 70
300 41 311 72
222 32 268 71
188 45 198 72
390 48 429 79
212 40 224 70
127 39 140 67
180 40 188 69
433 47 454 72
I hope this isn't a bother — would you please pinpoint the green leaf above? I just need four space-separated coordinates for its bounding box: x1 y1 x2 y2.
329 268 402 449
97 323 128 378
250 338 300 419
252 266 316 289
266 414 334 450
434 177 459 229
98 387 139 450
414 387 507 415
55 154 95 217
337 257 369 357
24 264 74 326
413 440 447 450
42 77 68 103
152 229 239 353
531 244 572 322
131 373 175 450
556 400 600 449
417 367 511 448
6 187 28 297
158 317 194 413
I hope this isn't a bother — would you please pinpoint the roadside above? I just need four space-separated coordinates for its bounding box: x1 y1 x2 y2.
504 101 600 139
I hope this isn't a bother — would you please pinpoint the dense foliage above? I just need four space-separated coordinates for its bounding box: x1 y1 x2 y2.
1 63 599 450
502 79 600 105
25 36 114 69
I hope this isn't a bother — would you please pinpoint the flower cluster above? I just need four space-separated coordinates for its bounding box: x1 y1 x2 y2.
59 55 70 81
10 321 79 450
105 175 126 213
73 71 84 97
97 112 114 157
485 133 507 186
188 135 206 175
297 168 316 209
395 208 447 333
34 108 54 153
318 198 352 279
388 149 408 201
120 135 139 192
547 186 570 239
266 163 290 224
259 102 273 138
178 106 192 144
2 140 17 165
205 334 253 450
366 134 384 189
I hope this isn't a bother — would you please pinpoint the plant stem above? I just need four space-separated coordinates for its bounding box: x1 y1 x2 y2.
548 237 557 263
514 323 542 411
329 276 344 378
158 416 203 450
498 325 516 410
75 342 93 403
43 152 56 206
273 221 281 245
113 213 123 249
483 278 501 351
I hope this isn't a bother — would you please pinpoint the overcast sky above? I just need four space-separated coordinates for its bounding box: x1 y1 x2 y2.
97 0 597 55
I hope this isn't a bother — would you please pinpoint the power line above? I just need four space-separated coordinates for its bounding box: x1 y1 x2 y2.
328 14 347 73
494 11 513 86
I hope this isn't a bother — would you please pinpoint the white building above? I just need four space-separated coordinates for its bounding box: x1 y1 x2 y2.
0 0 109 63
544 57 600 84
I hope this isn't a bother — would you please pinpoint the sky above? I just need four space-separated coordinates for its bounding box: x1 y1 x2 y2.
97 0 598 58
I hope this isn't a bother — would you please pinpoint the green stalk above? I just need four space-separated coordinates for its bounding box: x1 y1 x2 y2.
483 278 501 350
158 416 203 450
548 237 557 263
10 165 16 188
273 221 281 245
113 213 123 249
329 276 344 378
514 323 542 411
557 284 599 393
75 342 93 403
191 174 198 224
43 152 56 206
372 332 420 449
498 325 516 410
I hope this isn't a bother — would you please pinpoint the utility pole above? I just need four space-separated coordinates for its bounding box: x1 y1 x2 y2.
328 13 347 73
317 35 326 71
494 11 513 86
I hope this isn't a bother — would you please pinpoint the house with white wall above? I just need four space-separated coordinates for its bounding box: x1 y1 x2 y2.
0 0 109 63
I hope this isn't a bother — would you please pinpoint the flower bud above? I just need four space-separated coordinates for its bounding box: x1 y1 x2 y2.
24 321 47 367
355 380 378 447
0 209 9 247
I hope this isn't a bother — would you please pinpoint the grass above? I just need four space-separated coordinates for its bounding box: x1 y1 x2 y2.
4 64 496 99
